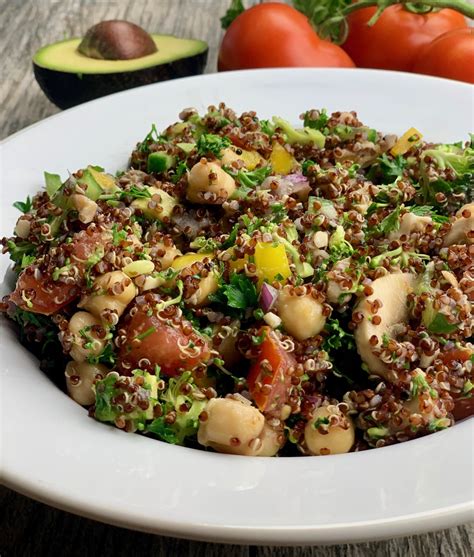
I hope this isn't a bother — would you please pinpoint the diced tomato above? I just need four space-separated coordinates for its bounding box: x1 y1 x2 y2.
439 347 472 366
9 268 79 315
9 230 105 315
247 326 296 414
118 305 211 376
452 397 474 421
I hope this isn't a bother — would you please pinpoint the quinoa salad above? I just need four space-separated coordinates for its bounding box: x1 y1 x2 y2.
2 105 473 457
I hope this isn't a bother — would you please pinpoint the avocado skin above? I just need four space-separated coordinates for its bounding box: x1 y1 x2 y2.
33 49 208 109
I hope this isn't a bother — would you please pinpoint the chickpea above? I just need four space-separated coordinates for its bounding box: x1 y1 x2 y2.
79 271 137 320
14 217 31 239
154 241 182 271
443 202 474 246
185 271 219 307
187 158 236 204
68 311 106 362
71 193 98 224
65 361 109 406
256 423 284 457
326 257 352 305
220 147 244 167
197 397 265 454
304 406 355 456
277 286 326 341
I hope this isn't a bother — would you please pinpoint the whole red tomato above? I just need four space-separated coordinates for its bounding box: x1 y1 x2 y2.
413 28 474 83
342 5 467 72
218 3 354 71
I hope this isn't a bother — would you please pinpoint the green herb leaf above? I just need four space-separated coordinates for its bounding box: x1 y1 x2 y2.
196 133 231 158
171 161 188 184
322 318 355 352
378 153 407 181
409 205 449 224
137 123 160 153
303 109 329 132
146 417 179 444
230 166 272 188
13 196 32 214
210 273 258 311
313 416 330 429
427 313 458 335
221 0 245 29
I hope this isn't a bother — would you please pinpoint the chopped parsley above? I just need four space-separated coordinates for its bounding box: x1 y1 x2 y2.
196 133 231 157
13 196 33 214
210 273 258 313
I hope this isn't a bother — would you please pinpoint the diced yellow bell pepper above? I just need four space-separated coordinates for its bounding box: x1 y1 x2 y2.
270 142 296 175
254 242 291 285
390 128 423 156
229 254 248 272
220 247 248 272
171 252 214 271
240 150 264 171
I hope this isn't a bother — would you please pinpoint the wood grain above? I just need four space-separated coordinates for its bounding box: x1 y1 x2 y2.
0 1 472 556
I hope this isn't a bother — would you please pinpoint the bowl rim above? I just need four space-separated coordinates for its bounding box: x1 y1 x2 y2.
1 67 473 545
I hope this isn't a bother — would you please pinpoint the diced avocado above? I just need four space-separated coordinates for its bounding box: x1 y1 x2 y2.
147 152 176 173
44 171 62 197
131 186 179 221
167 122 189 137
94 370 158 423
272 117 325 148
77 166 118 201
176 142 195 155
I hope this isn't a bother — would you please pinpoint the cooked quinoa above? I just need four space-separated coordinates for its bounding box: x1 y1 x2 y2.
1 104 473 456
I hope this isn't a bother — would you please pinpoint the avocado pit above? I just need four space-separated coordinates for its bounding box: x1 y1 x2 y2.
78 20 158 61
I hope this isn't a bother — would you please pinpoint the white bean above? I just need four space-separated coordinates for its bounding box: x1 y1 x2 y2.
304 406 355 456
68 311 106 362
65 361 109 406
187 159 236 204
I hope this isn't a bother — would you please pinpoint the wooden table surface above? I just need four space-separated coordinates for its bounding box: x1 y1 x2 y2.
0 1 472 555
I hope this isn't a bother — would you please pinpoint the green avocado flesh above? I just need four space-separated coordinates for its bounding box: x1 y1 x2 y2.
33 35 208 74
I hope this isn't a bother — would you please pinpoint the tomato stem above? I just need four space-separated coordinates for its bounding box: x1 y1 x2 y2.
343 0 474 21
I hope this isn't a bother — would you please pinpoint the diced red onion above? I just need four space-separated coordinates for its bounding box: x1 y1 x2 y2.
260 283 278 313
260 174 311 200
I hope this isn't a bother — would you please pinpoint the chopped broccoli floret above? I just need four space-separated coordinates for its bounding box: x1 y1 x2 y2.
94 370 158 429
328 225 354 258
272 116 325 148
146 371 207 445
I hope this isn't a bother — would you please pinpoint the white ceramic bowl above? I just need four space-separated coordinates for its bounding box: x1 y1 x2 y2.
1 69 473 545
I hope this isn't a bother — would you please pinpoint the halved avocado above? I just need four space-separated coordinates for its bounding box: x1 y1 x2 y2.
33 34 208 109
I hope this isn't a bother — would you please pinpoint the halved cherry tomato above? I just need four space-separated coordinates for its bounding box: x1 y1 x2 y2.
342 5 467 72
452 398 474 421
118 302 211 376
412 29 474 84
218 3 354 71
247 326 297 413
9 230 104 315
439 346 473 365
